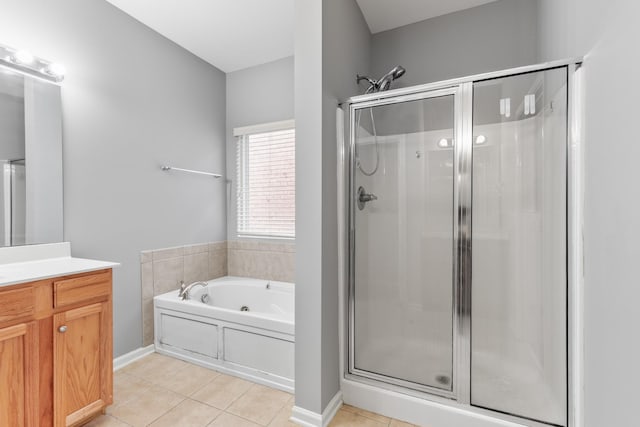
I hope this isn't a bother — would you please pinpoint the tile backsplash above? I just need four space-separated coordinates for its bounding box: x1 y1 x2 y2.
140 240 294 346
227 240 295 283
140 241 228 346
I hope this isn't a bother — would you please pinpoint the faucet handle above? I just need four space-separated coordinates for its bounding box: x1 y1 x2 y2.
178 280 186 295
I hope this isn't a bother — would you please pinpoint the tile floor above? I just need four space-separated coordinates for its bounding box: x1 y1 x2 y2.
87 353 418 427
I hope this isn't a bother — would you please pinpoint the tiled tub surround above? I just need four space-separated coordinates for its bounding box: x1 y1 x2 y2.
141 242 228 346
227 240 295 283
141 240 295 346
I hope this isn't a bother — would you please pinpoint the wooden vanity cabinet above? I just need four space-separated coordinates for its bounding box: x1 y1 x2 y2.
0 321 38 426
0 269 113 427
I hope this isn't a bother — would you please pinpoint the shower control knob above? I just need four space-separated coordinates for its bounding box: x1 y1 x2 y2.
58 325 67 333
357 186 378 210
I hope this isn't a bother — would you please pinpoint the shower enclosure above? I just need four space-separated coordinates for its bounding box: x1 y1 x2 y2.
342 61 580 427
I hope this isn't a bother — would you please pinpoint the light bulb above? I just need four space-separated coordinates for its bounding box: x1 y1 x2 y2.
438 138 449 148
46 63 66 78
13 50 34 64
475 135 487 145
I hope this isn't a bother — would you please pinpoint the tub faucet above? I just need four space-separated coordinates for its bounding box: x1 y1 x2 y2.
178 281 208 301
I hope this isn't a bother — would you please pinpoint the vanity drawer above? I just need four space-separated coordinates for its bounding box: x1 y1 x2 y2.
54 271 111 308
0 286 35 323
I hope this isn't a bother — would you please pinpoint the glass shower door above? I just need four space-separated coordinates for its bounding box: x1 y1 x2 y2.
350 90 457 392
471 68 568 426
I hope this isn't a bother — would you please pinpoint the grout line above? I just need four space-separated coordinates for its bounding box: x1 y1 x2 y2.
143 395 188 427
110 372 154 409
204 408 223 427
185 374 222 399
108 413 135 427
223 383 292 427
222 381 253 411
144 395 188 427
221 409 265 427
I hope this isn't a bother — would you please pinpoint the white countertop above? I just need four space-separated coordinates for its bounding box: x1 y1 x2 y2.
0 254 119 288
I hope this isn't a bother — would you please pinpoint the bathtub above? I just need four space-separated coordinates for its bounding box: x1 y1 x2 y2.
153 276 295 392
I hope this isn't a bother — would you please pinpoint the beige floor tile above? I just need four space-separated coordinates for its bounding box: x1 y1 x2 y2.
191 373 253 410
329 409 389 427
109 384 185 427
148 399 221 427
110 354 417 427
390 419 416 427
84 415 132 427
119 353 190 380
341 404 391 424
111 372 153 408
208 412 262 427
267 397 296 427
148 363 221 396
227 383 292 425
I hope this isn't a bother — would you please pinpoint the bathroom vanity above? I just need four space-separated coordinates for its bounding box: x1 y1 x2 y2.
0 243 117 427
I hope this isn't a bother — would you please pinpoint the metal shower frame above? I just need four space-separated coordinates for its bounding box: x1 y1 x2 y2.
338 57 584 427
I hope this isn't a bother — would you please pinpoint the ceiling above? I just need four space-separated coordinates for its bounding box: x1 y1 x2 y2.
356 0 498 33
105 0 498 73
104 0 294 73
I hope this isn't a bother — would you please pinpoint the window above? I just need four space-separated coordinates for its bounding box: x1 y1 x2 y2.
235 120 295 238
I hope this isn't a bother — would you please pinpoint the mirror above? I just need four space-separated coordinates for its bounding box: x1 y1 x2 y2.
0 68 63 246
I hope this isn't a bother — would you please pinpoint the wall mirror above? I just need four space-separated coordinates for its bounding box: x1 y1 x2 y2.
0 67 63 246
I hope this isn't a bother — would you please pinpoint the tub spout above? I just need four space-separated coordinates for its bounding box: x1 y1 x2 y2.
178 281 208 301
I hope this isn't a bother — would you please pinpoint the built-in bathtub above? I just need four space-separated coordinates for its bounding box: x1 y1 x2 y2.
153 276 295 392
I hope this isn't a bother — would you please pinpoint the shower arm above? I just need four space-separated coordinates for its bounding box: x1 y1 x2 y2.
356 74 376 87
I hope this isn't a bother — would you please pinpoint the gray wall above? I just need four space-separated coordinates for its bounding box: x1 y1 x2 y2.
321 0 371 409
294 0 324 414
0 0 227 357
371 0 538 88
295 0 371 414
538 0 640 425
226 56 294 241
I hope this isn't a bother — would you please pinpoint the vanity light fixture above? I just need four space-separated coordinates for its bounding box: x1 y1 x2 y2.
11 49 34 65
0 43 65 83
43 63 66 79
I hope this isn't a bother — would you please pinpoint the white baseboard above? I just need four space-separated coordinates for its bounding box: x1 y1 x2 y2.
290 406 322 427
113 344 155 371
321 391 343 426
290 391 343 427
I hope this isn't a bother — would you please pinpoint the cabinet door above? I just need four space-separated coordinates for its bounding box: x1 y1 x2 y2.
0 322 37 427
53 301 112 427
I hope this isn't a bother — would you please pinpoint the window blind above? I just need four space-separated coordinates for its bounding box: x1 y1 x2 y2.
236 127 295 238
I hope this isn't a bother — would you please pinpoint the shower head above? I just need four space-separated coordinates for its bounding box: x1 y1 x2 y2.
389 65 406 80
377 65 406 91
357 65 406 93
